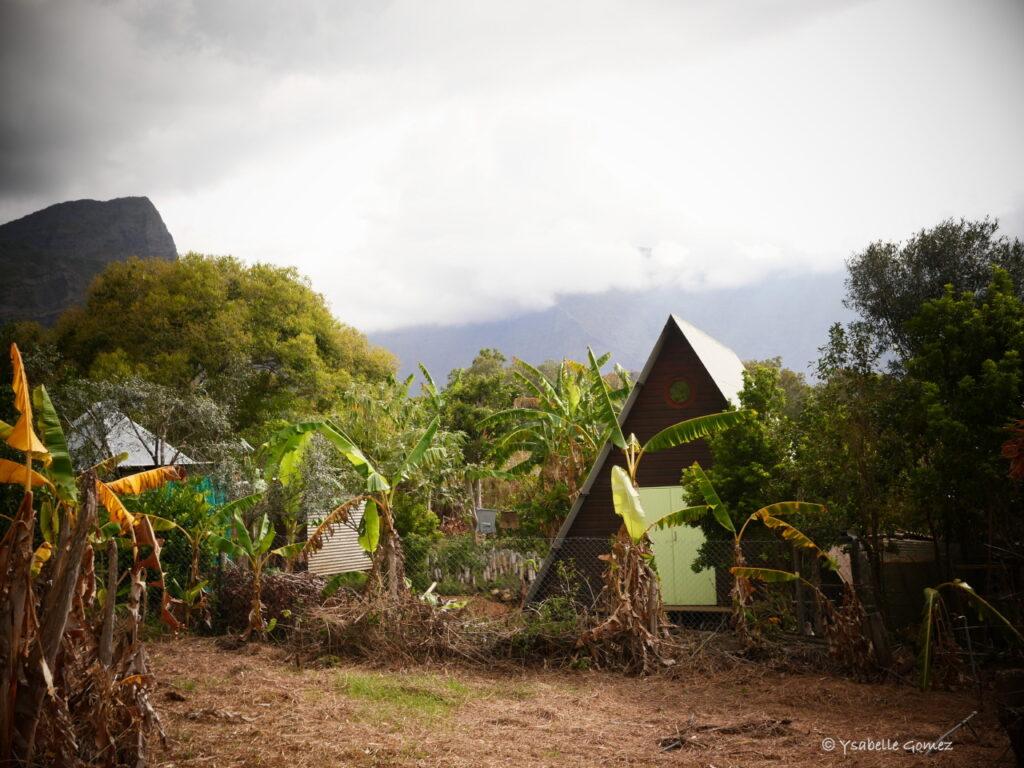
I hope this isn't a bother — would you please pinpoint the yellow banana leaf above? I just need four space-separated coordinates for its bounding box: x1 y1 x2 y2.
6 344 48 455
104 465 183 496
96 480 136 528
0 458 53 488
31 541 53 576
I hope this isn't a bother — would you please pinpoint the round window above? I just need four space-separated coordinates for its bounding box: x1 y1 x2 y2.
666 379 693 407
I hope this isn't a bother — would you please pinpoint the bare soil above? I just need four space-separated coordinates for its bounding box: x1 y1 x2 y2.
149 636 1009 767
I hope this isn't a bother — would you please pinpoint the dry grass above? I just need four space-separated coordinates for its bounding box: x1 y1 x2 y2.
150 636 1009 767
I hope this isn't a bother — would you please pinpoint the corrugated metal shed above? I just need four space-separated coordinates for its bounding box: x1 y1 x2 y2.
306 502 372 575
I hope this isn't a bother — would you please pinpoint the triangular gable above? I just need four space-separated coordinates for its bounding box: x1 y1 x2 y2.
525 316 744 602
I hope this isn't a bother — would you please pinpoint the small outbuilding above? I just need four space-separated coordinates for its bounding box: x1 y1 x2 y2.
475 508 498 535
526 315 745 610
305 502 372 576
68 404 200 470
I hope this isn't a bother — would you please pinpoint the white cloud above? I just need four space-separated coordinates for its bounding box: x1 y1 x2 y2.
2 0 1022 331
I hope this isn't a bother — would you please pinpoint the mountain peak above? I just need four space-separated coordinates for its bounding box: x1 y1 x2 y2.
0 196 177 325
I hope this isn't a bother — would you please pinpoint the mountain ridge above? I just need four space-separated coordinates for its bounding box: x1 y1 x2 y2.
370 270 855 380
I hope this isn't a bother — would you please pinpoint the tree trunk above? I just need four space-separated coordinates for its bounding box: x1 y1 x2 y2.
366 505 406 601
246 564 264 638
579 529 667 674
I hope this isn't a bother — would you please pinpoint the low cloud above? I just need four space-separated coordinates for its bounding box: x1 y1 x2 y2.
2 0 1022 331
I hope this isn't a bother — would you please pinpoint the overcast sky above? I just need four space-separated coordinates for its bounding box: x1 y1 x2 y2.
2 0 1022 332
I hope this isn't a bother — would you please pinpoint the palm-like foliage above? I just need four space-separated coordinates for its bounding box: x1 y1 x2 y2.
686 463 831 635
482 354 631 501
263 382 449 599
211 510 303 636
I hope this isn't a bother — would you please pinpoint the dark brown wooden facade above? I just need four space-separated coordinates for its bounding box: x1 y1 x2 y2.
527 317 740 602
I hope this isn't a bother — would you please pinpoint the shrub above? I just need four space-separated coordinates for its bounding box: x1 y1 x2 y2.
213 564 326 634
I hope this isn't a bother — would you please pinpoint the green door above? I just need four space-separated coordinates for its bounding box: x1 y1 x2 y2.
641 486 717 606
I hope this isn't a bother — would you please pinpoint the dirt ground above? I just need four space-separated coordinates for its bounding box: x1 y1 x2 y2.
149 636 1009 768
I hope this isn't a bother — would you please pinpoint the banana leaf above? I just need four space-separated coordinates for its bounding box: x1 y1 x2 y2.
688 463 734 533
105 465 182 496
588 348 626 449
642 410 748 454
33 385 76 502
917 587 939 691
6 343 47 455
654 504 711 530
611 465 647 542
755 509 838 570
394 418 439 483
0 458 52 489
731 566 800 583
358 498 380 553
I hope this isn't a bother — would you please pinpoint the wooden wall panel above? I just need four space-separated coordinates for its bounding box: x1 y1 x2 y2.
565 326 729 539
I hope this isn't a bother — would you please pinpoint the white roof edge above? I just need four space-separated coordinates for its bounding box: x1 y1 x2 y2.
670 316 745 406
68 404 198 467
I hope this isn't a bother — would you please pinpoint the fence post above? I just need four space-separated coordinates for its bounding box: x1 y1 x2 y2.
810 559 825 636
792 545 806 633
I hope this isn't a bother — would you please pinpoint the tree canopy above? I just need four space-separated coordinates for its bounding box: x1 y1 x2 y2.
845 217 1024 354
52 254 396 432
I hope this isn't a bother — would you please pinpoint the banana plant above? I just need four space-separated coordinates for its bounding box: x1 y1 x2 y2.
211 510 303 637
918 579 1023 691
578 351 748 670
481 354 630 503
0 344 185 761
145 493 261 628
263 415 443 599
685 462 831 634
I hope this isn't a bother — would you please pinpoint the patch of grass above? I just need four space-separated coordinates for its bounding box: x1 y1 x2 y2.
334 670 470 719
173 677 199 692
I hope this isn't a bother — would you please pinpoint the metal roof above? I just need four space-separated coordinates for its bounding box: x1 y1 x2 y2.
68 404 199 468
671 316 745 406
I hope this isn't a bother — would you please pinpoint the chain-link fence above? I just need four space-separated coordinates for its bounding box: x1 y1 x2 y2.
403 531 1022 682
410 533 848 630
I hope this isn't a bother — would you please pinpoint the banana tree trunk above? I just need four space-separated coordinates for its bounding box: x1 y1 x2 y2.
13 476 98 763
246 562 264 638
99 537 118 666
0 491 37 758
367 504 405 601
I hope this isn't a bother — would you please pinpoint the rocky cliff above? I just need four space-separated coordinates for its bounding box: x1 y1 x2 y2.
0 196 177 325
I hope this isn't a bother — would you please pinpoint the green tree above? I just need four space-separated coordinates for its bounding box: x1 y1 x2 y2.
845 217 1024 354
689 362 803 520
52 254 395 433
795 322 909 612
438 349 517 510
898 268 1024 568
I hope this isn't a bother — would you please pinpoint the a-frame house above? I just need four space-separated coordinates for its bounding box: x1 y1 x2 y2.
526 315 745 608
